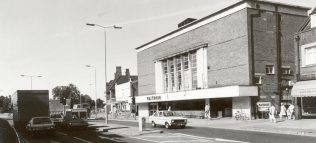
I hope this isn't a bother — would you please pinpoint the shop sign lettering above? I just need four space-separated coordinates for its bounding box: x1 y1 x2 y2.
147 96 161 101
257 102 271 112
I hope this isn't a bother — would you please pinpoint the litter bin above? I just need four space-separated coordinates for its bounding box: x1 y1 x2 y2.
139 117 146 131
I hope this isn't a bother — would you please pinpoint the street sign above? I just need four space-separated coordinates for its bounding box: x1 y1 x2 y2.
257 102 271 112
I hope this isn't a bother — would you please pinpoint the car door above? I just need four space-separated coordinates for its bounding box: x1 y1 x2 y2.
158 111 164 125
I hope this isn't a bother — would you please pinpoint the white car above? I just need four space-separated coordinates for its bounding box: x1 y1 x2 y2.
149 111 187 129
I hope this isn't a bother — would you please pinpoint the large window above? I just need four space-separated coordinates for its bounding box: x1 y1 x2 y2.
305 47 316 66
169 59 175 91
162 61 168 92
190 52 197 89
176 57 182 91
161 51 198 92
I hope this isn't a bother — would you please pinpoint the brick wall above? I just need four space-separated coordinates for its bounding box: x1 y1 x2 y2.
296 28 316 77
250 9 307 105
137 9 250 96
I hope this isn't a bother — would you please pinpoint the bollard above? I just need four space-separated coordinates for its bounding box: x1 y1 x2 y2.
139 117 146 131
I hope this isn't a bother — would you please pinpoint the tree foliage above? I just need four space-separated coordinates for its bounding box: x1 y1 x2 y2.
52 84 83 108
96 98 105 108
0 95 11 113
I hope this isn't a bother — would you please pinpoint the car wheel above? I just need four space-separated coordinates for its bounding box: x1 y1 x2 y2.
165 123 170 129
151 121 156 127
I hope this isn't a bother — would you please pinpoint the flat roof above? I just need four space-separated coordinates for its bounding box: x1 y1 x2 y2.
135 0 310 51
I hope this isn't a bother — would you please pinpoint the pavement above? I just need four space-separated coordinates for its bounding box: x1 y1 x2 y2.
88 113 316 138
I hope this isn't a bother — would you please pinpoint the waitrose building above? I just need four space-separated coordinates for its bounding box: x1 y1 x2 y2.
135 0 309 119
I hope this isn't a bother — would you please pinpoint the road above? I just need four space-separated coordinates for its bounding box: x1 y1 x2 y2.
16 124 146 143
110 120 316 143
14 119 316 143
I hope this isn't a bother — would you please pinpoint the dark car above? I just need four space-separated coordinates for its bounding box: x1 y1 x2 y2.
26 117 55 137
0 118 20 143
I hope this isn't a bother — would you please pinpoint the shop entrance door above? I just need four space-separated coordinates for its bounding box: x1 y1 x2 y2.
149 103 158 116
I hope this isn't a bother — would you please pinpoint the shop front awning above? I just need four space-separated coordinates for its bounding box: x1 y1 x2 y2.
291 80 316 97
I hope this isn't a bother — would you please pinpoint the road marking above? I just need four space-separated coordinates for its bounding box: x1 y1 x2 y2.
99 136 125 142
173 133 248 143
130 136 160 143
55 131 68 136
215 138 249 143
73 137 92 143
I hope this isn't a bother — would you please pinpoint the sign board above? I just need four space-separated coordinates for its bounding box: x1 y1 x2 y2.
256 102 271 112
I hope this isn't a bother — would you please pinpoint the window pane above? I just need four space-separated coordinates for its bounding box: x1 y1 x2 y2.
191 52 197 89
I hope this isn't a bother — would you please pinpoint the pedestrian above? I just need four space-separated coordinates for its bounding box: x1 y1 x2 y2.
279 103 287 121
288 104 295 120
168 106 171 111
269 104 276 123
205 104 210 119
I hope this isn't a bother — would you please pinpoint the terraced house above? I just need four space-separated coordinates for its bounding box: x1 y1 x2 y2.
292 7 316 118
135 0 310 119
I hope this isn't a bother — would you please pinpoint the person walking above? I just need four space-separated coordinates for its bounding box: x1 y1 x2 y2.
269 104 277 123
288 104 295 120
279 103 287 121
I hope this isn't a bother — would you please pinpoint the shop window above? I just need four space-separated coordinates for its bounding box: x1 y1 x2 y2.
266 65 275 75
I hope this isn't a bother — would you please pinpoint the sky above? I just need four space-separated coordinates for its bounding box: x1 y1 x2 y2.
0 0 315 100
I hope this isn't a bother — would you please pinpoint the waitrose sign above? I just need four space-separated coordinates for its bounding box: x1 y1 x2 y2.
257 102 271 111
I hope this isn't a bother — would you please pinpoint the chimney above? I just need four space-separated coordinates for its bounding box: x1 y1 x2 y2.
125 69 130 79
178 18 197 28
311 8 316 28
115 66 122 79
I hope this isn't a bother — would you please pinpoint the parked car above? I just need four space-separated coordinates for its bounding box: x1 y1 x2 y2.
50 113 63 127
26 117 55 137
0 118 20 143
149 111 187 129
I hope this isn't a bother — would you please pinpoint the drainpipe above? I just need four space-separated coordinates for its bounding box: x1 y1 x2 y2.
275 10 283 109
250 10 261 119
294 35 302 120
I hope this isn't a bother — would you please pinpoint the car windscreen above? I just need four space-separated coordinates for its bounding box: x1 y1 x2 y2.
33 118 52 124
50 114 62 118
163 112 174 116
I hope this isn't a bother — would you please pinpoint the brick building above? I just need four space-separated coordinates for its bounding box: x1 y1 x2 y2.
292 7 316 118
135 0 309 119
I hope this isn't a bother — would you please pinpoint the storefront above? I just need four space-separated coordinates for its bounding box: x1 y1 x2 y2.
136 85 258 118
291 80 316 117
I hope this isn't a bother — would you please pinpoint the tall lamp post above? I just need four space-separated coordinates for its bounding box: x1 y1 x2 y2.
86 65 98 118
20 74 42 90
86 23 122 125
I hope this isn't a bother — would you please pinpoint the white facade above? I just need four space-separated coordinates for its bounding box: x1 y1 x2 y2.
113 82 132 111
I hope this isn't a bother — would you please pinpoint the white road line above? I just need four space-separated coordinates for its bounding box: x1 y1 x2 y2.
173 133 215 140
215 138 249 143
55 131 67 136
130 136 160 143
98 136 125 142
174 133 248 143
73 137 92 143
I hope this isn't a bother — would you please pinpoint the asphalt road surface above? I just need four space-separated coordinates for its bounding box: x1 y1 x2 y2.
110 120 316 143
16 125 147 143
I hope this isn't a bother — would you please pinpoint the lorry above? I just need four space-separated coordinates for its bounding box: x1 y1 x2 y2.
12 90 49 130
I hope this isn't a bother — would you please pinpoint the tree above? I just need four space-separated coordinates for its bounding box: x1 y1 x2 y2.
96 98 105 108
0 95 11 113
52 83 81 108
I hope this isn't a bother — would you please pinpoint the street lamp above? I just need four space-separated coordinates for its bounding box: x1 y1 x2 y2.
85 65 98 118
20 74 42 90
86 23 122 124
